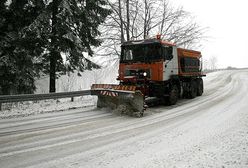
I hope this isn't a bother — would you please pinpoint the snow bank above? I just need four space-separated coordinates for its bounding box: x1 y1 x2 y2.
0 96 96 119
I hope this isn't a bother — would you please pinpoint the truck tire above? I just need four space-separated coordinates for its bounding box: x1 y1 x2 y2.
197 78 203 96
168 85 179 105
189 80 197 99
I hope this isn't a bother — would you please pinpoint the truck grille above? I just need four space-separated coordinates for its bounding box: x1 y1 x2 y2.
125 69 151 78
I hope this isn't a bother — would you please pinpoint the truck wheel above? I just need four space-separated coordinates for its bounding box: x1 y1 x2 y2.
189 80 197 99
168 85 179 105
197 78 203 96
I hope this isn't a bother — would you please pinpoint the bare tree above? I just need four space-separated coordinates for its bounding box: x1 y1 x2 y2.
209 56 218 70
96 0 206 58
203 59 209 71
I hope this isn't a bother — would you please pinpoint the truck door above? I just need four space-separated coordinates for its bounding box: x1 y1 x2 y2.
163 46 178 81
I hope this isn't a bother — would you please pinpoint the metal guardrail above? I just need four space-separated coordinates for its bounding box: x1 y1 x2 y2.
0 90 91 110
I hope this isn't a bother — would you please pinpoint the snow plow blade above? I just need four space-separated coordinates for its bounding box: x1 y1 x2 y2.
91 84 144 117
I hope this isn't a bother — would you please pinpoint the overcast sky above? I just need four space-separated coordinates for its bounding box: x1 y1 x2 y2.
171 0 248 68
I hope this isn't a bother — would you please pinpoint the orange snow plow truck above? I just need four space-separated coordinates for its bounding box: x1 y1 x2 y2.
91 36 205 117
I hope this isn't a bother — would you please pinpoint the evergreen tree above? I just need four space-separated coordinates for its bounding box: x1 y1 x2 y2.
31 0 111 92
0 0 111 94
0 0 44 95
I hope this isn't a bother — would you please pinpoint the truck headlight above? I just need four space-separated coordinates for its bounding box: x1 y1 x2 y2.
143 72 147 77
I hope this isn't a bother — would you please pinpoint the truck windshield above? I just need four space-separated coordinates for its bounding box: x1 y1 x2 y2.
121 44 162 62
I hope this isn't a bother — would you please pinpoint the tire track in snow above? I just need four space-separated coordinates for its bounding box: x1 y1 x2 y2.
0 70 246 168
0 72 234 152
0 71 235 149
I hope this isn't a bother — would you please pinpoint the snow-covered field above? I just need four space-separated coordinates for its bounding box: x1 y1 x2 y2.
0 69 248 168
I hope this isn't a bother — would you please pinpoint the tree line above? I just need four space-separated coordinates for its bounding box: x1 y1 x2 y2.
0 0 204 95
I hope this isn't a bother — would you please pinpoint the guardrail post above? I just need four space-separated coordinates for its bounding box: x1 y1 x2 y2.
0 103 2 111
71 97 74 102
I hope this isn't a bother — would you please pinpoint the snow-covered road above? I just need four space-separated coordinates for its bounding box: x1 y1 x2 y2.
0 70 248 168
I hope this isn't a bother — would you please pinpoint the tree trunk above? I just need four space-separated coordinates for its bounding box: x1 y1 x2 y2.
118 0 125 43
126 0 130 41
49 0 59 93
49 51 56 93
143 0 147 39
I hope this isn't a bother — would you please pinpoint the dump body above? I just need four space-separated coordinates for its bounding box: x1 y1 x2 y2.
177 48 203 77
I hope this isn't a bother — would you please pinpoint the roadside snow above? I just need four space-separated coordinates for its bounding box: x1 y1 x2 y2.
0 96 96 119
